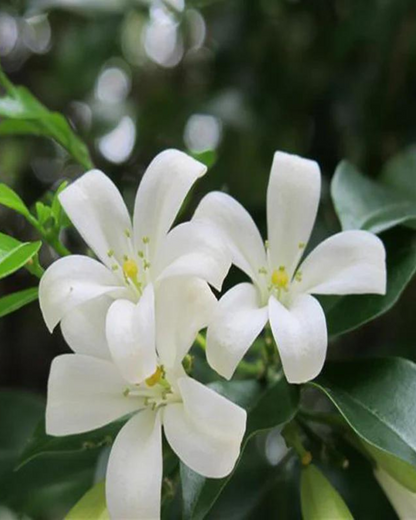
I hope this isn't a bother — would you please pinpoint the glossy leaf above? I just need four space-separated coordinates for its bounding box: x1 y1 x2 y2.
331 161 416 234
181 374 299 520
0 391 45 479
0 287 39 318
311 358 416 483
301 464 353 520
364 442 416 493
0 183 30 217
65 481 109 520
323 228 416 336
0 70 92 169
0 232 20 254
0 391 98 518
18 418 127 469
0 240 42 279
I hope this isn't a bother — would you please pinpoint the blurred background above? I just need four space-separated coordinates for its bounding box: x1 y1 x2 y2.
0 0 415 518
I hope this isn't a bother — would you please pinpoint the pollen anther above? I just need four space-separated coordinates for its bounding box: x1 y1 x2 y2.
271 266 289 289
123 259 139 280
145 366 163 387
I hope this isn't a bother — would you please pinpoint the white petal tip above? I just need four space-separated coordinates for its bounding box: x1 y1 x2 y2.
155 148 208 178
282 353 326 384
272 150 320 172
40 305 58 334
206 350 235 381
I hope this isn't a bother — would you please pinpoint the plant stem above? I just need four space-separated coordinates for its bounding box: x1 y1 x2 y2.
282 421 312 466
26 214 71 257
25 255 45 279
298 417 350 470
47 236 71 257
195 332 206 351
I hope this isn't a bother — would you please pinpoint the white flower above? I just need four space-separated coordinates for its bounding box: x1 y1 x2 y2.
46 278 247 520
375 467 416 519
193 151 387 384
39 149 230 384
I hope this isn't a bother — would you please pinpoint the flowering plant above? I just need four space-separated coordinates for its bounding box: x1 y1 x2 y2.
0 58 416 520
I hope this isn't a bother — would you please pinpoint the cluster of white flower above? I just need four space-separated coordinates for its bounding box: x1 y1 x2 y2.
39 149 386 519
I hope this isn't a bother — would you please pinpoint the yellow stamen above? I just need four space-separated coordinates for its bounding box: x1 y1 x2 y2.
295 271 302 282
271 266 289 289
145 366 163 387
123 259 139 280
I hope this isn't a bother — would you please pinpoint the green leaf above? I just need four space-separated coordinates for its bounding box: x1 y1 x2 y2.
323 228 416 336
36 201 53 227
19 418 127 469
363 442 416 493
0 392 102 518
0 391 45 479
0 183 30 217
181 374 299 520
0 287 39 318
0 70 92 169
190 150 217 168
51 181 69 228
301 464 353 520
65 481 109 520
331 161 416 234
381 146 416 200
0 231 21 255
311 358 416 486
0 240 42 279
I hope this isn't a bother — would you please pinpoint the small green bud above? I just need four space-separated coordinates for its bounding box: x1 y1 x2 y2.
301 464 353 520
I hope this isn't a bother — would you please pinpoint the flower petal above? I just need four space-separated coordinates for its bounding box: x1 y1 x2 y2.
375 468 416 519
61 296 112 360
39 255 126 332
206 283 268 380
163 378 246 478
179 377 247 440
155 221 231 291
295 230 387 296
106 284 157 385
106 410 162 520
133 149 207 262
267 151 321 278
193 191 267 287
268 294 327 384
46 354 142 436
59 170 133 267
156 278 217 368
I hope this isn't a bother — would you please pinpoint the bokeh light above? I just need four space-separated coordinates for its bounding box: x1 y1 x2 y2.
98 116 136 164
184 113 222 152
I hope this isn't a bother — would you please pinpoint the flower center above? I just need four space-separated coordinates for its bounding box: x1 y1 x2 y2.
123 259 139 281
145 366 163 387
123 365 179 411
108 236 153 301
271 266 289 290
122 257 143 295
